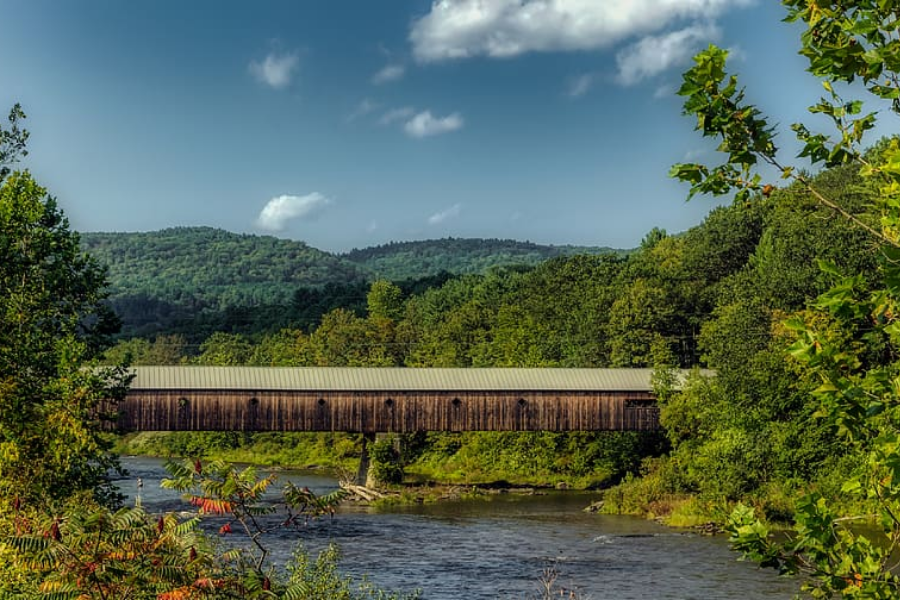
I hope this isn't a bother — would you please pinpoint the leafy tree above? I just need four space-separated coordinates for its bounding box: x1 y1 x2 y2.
197 332 254 366
103 334 189 366
0 157 127 506
366 280 404 322
670 1 900 596
249 329 313 366
0 104 28 182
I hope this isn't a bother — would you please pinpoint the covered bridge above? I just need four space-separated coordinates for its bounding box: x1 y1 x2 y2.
116 367 706 433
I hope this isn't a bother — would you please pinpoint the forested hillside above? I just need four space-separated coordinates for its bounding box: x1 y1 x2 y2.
343 237 622 281
81 226 366 305
82 228 620 338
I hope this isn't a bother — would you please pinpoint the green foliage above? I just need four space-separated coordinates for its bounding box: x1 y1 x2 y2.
197 332 254 366
369 436 404 486
0 163 128 507
2 501 214 599
81 227 368 337
670 1 900 596
1 460 417 600
117 431 362 471
102 334 189 366
82 231 625 339
366 280 404 322
343 237 623 281
286 544 419 600
0 103 28 182
405 431 665 488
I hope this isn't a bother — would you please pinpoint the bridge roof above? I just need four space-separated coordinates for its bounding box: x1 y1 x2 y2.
128 367 708 392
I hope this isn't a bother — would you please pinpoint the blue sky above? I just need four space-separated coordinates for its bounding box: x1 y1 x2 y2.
0 1 881 252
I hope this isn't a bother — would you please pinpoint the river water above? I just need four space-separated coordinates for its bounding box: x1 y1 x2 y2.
119 456 797 599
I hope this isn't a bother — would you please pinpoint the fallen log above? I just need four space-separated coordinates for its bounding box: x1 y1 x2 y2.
340 482 386 502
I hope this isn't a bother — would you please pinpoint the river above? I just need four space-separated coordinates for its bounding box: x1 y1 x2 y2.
119 456 797 599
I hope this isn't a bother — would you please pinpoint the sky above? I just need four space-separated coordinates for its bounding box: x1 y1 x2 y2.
0 1 885 252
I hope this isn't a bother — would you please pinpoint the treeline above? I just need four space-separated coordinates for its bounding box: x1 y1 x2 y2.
112 159 878 505
342 237 623 282
82 228 619 338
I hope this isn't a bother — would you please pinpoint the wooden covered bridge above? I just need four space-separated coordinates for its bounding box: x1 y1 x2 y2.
115 367 704 433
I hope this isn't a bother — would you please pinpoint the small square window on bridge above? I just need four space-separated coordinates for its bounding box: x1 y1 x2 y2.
624 399 656 408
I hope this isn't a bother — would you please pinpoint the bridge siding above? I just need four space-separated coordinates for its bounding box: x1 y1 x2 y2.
117 390 660 433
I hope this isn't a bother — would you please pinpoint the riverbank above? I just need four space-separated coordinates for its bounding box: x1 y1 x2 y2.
114 430 655 492
117 455 800 600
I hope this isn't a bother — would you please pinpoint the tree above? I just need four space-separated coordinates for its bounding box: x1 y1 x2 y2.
196 332 254 366
0 120 128 506
670 2 900 596
366 280 404 322
0 104 28 182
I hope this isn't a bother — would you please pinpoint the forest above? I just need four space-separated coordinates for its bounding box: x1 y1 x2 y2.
82 228 615 338
3 1 900 597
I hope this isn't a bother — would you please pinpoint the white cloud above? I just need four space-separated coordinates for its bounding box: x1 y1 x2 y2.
616 23 720 86
249 51 299 89
372 64 406 84
404 110 464 138
567 73 595 98
428 203 462 225
654 83 676 99
347 98 380 122
726 44 748 62
379 106 416 125
256 193 331 231
410 0 749 62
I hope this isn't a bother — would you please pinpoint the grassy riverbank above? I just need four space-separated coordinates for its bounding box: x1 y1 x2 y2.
115 430 665 491
115 431 362 474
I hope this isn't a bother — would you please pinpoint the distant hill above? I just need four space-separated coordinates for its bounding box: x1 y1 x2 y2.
80 227 366 336
80 228 624 337
82 227 365 306
343 238 623 281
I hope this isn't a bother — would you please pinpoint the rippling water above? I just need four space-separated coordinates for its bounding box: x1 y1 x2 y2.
118 456 797 599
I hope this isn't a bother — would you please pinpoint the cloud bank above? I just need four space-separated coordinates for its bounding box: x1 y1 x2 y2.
410 0 747 63
428 203 462 225
249 51 299 89
256 193 331 231
404 110 464 138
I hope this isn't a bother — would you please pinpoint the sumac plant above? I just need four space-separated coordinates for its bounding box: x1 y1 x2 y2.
1 459 404 599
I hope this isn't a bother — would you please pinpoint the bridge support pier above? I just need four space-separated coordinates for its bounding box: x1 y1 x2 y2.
356 432 376 487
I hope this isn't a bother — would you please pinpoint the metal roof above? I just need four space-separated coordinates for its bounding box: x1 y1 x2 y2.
128 367 711 392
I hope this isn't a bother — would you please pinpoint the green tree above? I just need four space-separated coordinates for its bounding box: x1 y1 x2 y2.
0 162 127 506
671 2 900 596
0 104 28 182
197 332 254 366
366 280 404 322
